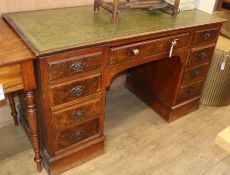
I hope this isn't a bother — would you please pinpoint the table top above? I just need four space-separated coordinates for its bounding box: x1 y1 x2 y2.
3 6 226 57
0 18 35 67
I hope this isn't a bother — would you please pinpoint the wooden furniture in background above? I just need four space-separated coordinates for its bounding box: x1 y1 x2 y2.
218 0 230 11
0 18 42 171
3 6 226 175
94 0 180 23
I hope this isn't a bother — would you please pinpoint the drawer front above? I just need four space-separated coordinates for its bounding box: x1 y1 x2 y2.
0 64 23 93
182 64 208 85
177 81 203 103
192 27 219 45
56 119 98 151
110 33 189 65
54 98 100 129
51 74 100 106
187 46 215 67
48 52 102 80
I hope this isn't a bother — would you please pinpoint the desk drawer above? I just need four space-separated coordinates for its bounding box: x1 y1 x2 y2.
192 27 219 45
177 81 203 103
182 64 208 85
48 52 102 81
51 74 100 106
110 33 189 65
56 119 98 151
54 98 100 129
187 46 215 67
0 64 23 93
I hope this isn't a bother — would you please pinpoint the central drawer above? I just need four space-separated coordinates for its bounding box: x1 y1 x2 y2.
110 33 189 65
51 74 101 106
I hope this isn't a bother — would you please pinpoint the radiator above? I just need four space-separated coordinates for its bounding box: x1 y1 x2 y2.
200 49 230 106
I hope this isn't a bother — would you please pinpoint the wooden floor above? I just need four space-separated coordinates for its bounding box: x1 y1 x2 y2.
1 85 230 175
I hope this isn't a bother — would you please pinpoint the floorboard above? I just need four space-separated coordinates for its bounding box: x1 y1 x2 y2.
0 85 230 175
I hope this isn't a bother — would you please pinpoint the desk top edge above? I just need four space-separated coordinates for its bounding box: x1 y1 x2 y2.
2 6 227 57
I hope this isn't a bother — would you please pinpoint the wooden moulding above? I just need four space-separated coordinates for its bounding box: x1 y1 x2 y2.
41 136 105 175
94 0 181 23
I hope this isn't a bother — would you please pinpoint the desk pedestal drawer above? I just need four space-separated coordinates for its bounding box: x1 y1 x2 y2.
192 27 219 45
55 119 99 151
182 64 208 85
48 52 102 81
177 81 203 103
51 74 100 106
187 46 215 67
54 99 101 129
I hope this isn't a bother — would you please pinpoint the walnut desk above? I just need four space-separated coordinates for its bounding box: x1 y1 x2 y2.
0 18 42 171
3 6 226 175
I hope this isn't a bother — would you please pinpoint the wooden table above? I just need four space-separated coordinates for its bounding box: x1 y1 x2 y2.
0 18 42 172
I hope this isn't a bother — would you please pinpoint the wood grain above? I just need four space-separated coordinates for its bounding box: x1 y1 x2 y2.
0 18 35 67
0 64 23 93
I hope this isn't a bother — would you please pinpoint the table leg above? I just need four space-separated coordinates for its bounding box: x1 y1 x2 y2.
24 90 42 172
7 93 18 126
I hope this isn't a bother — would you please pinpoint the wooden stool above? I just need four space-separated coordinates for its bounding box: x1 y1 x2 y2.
94 0 180 23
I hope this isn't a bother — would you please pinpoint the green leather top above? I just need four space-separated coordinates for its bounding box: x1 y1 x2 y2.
3 6 225 56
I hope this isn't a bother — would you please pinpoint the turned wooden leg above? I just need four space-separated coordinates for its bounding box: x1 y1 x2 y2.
112 0 119 23
173 0 180 15
8 93 18 126
94 0 99 11
24 90 42 172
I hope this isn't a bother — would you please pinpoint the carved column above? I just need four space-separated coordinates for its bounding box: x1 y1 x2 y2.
8 93 18 126
24 90 42 172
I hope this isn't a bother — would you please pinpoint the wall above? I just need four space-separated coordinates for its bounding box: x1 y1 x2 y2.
195 0 218 13
0 0 94 15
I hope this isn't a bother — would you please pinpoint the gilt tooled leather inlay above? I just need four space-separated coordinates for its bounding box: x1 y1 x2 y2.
3 6 225 55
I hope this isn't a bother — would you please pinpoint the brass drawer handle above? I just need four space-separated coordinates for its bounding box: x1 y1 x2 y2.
191 69 199 78
70 62 86 73
198 52 207 61
132 49 140 55
73 110 85 119
203 32 211 40
169 39 179 58
70 86 85 96
72 131 83 140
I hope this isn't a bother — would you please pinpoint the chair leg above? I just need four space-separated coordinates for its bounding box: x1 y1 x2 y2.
112 0 119 23
94 0 100 11
8 93 18 126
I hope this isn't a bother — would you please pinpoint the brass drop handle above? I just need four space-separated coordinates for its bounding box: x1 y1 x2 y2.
198 52 207 61
191 69 199 78
169 39 179 58
70 62 86 73
70 86 85 96
203 32 211 40
132 49 140 55
73 110 85 119
72 131 83 140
